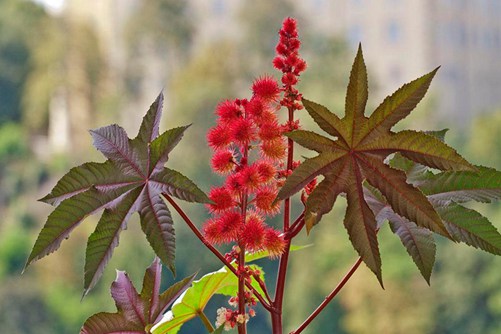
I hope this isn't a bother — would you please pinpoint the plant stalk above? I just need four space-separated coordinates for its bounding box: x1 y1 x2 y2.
163 194 273 311
290 257 363 334
198 310 215 332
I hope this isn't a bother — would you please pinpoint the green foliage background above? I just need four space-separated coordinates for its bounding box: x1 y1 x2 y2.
0 0 500 333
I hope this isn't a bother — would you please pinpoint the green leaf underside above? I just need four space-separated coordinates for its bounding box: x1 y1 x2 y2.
421 166 501 204
26 185 136 269
359 154 450 238
387 210 436 283
140 188 176 275
152 264 265 334
30 92 209 294
84 188 143 296
280 46 481 284
437 204 501 255
82 258 195 334
360 130 475 172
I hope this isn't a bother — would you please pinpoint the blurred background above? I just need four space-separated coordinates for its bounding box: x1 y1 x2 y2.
1 0 500 333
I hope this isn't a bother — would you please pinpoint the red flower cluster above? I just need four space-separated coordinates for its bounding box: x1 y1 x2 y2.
273 17 307 112
204 76 286 257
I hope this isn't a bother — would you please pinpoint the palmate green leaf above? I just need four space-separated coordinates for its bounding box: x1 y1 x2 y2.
81 258 195 334
29 92 209 294
279 45 478 284
421 166 501 204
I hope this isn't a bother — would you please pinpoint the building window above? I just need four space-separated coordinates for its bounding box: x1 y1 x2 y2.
387 20 401 43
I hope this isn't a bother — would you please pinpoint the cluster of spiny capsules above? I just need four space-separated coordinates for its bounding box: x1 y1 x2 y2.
204 76 286 256
206 17 307 330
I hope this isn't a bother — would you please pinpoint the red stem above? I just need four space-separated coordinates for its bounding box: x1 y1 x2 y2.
163 194 273 312
289 257 363 334
271 106 296 333
285 212 305 240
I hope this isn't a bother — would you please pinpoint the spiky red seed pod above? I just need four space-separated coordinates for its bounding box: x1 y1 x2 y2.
241 214 266 252
252 76 280 101
254 187 280 216
230 117 256 144
207 124 231 149
211 149 235 174
261 138 287 160
275 43 287 56
282 17 298 37
263 228 286 258
257 109 278 126
238 164 262 191
294 59 307 74
273 56 286 71
245 97 265 119
207 186 234 212
255 160 276 183
204 214 241 245
258 121 282 141
216 100 242 122
226 173 244 194
282 72 298 86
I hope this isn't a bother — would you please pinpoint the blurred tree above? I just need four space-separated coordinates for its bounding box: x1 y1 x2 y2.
0 0 48 122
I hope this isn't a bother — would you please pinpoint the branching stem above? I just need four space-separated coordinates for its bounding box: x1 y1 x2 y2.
290 257 363 334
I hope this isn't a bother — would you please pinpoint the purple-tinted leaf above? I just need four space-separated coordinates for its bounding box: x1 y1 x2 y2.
149 126 190 174
359 154 450 238
112 270 146 326
140 187 176 274
344 164 382 286
344 44 368 144
438 204 501 255
40 161 141 206
276 152 346 201
141 258 162 323
154 273 197 324
136 92 164 144
359 67 438 144
26 185 136 270
302 98 348 144
150 168 210 203
90 125 144 177
285 130 346 153
80 312 144 334
84 188 143 296
387 211 436 284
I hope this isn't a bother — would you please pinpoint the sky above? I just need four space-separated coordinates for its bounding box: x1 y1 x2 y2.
32 0 65 14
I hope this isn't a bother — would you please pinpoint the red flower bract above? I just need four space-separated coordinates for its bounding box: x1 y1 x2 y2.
252 76 280 101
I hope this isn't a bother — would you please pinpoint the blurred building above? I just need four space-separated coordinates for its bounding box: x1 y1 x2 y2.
296 0 501 126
